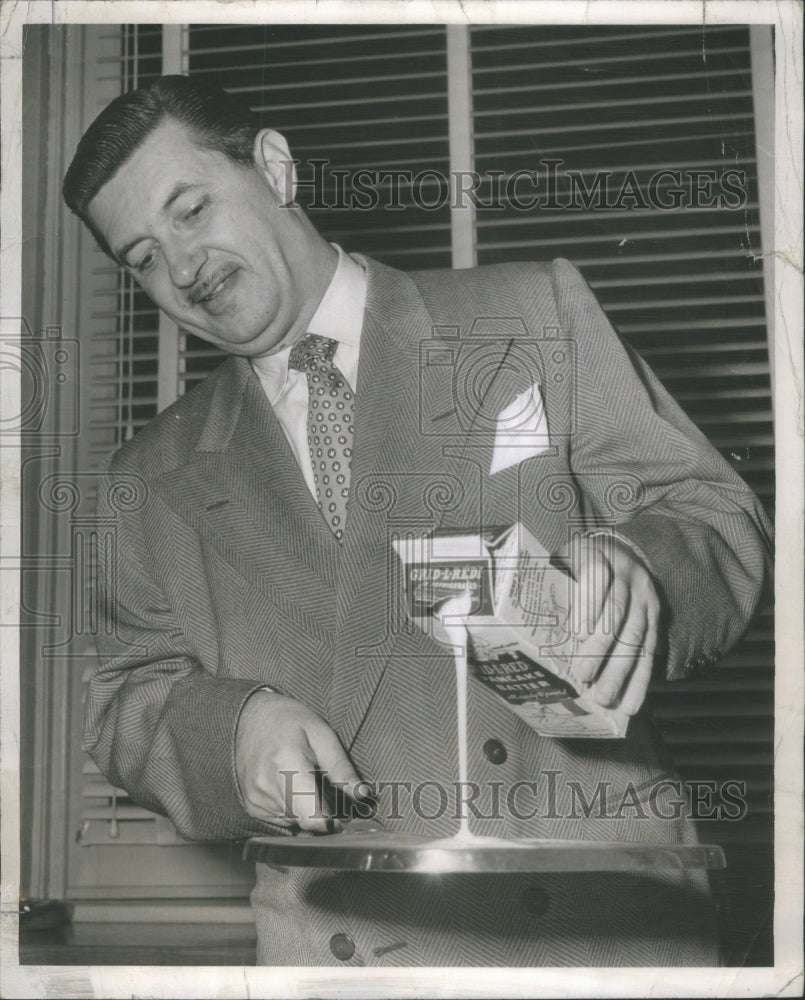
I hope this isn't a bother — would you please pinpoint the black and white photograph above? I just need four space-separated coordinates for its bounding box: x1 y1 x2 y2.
1 1 802 997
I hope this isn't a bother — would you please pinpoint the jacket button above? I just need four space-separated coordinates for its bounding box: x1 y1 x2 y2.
330 933 355 961
520 885 550 917
483 738 508 765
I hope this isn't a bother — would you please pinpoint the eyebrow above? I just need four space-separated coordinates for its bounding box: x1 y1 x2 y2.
114 181 200 262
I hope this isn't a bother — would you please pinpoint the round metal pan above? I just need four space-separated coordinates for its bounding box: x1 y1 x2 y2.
244 832 726 873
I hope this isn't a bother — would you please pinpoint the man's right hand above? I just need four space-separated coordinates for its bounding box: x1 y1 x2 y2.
235 691 364 832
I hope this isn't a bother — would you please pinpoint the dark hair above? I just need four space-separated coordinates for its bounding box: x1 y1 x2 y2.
62 75 263 258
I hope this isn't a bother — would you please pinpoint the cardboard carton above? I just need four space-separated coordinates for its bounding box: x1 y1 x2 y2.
393 524 628 738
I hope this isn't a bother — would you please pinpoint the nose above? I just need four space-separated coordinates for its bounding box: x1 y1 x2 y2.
164 241 206 289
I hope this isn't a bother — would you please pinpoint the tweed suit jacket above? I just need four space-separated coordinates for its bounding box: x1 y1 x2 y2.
87 257 772 966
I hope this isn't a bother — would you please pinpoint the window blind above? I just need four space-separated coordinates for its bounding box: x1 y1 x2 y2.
84 27 164 458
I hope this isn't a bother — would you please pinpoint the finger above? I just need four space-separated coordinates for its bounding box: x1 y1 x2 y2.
567 553 610 687
241 797 297 828
570 538 609 639
307 720 368 832
571 571 629 687
593 540 630 642
240 762 303 827
275 748 336 833
591 597 647 707
306 720 364 803
620 596 659 715
619 645 653 716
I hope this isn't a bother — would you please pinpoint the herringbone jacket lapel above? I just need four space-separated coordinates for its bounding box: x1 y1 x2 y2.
330 260 435 740
151 357 341 651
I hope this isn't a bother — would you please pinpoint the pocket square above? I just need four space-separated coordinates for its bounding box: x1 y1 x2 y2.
490 383 550 475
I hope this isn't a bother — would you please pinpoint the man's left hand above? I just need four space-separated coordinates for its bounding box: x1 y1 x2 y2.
561 534 660 715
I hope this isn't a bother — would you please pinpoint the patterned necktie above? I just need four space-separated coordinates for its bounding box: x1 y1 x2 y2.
288 334 354 541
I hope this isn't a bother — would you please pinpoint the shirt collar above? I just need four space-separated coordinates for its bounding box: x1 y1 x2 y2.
305 244 366 346
252 245 366 402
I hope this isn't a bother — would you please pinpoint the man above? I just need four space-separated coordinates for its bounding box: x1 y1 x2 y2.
63 76 772 966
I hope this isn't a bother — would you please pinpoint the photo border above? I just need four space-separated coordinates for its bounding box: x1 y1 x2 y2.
2 2 802 997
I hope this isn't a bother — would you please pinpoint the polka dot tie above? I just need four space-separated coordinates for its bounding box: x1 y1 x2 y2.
288 334 354 541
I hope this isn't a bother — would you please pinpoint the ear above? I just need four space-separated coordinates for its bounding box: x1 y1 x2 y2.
253 129 297 206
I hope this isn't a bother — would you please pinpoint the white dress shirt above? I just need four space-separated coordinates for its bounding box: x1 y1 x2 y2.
252 246 367 498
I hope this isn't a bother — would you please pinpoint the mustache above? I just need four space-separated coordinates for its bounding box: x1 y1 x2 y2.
188 265 237 304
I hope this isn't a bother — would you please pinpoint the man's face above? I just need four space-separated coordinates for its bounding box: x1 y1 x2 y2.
88 119 333 357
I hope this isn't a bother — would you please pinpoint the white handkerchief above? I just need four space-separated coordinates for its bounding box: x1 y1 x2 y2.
490 383 550 475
